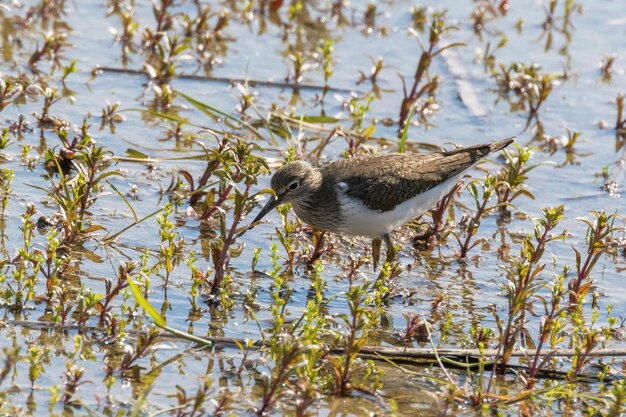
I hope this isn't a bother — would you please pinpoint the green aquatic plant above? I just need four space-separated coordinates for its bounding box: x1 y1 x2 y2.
34 86 63 127
343 95 375 156
108 3 139 64
303 230 332 265
398 10 463 135
410 6 427 32
0 168 14 216
187 7 229 74
319 39 334 100
118 327 161 376
293 260 331 414
569 211 619 307
61 360 87 408
523 270 567 388
411 182 460 247
143 31 188 109
452 175 508 261
328 274 388 395
204 140 267 296
36 143 124 248
495 206 567 373
1 203 40 312
0 76 24 112
538 0 583 54
470 0 507 40
566 303 613 382
98 262 134 327
235 79 255 115
603 380 626 416
493 62 561 130
496 145 540 207
156 203 184 286
170 378 222 416
37 228 71 322
256 245 304 415
100 101 126 129
275 204 299 272
185 250 207 314
478 37 507 72
357 56 385 88
28 31 70 71
27 345 51 389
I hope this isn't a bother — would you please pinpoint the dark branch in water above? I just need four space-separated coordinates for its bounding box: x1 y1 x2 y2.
98 66 358 93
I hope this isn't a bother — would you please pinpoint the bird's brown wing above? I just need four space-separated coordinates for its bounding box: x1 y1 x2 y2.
324 139 513 212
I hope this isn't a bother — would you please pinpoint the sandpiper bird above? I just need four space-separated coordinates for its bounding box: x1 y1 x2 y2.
249 137 514 264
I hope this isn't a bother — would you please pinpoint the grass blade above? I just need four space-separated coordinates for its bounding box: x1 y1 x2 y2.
127 274 166 327
399 103 416 153
107 180 139 223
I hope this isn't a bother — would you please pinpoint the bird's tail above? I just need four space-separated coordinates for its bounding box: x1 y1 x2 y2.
488 137 516 153
442 136 515 158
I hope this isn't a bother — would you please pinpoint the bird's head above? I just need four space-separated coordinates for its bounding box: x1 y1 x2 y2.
249 160 319 226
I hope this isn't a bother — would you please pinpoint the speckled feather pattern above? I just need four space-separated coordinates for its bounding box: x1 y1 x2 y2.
326 141 505 212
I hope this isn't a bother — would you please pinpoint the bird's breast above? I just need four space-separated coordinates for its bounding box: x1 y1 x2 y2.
292 198 343 233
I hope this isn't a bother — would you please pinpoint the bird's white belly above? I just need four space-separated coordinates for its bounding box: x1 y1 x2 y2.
335 173 464 237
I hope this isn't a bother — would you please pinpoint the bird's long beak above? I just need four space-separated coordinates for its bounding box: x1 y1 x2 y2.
251 194 279 225
237 195 280 238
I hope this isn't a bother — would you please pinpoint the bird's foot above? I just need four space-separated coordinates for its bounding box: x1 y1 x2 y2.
383 233 396 264
372 234 397 272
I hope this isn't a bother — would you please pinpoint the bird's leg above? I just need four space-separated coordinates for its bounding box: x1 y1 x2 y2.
371 237 382 270
383 233 396 264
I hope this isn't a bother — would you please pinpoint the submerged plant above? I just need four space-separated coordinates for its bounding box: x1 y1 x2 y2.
28 31 70 71
493 62 561 130
601 55 616 83
616 94 626 132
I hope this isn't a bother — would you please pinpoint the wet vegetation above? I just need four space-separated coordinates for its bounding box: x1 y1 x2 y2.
0 0 624 416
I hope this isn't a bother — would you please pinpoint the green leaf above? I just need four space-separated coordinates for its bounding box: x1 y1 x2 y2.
176 90 267 142
143 109 188 124
127 275 166 327
399 104 416 154
362 124 376 138
82 224 107 234
177 90 241 124
126 148 150 159
107 180 139 223
296 115 340 123
94 170 126 184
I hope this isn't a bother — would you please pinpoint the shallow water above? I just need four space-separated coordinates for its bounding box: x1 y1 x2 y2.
0 0 625 416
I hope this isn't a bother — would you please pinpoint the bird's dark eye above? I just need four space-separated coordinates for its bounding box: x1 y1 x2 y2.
288 181 299 191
